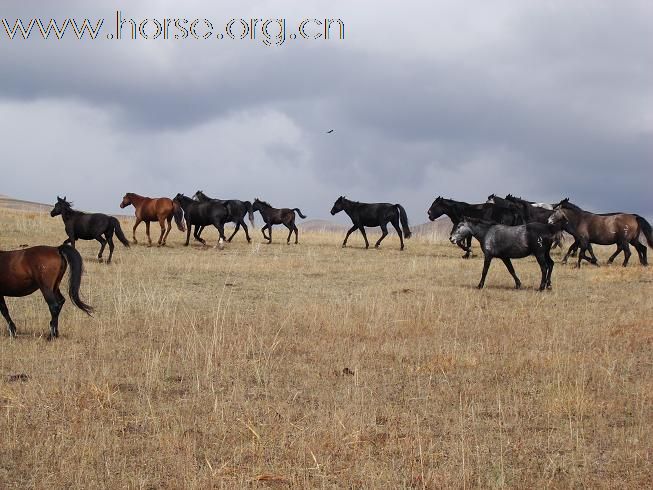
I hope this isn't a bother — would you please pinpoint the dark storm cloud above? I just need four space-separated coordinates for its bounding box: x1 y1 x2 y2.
0 0 651 220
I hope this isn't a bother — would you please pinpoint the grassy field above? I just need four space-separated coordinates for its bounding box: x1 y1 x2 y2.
1 207 651 488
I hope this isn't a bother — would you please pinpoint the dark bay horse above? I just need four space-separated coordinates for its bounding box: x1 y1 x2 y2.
173 193 229 248
548 199 652 267
51 196 129 263
331 196 411 250
0 245 93 338
427 197 523 258
252 199 306 244
450 218 560 290
119 193 185 246
192 191 254 243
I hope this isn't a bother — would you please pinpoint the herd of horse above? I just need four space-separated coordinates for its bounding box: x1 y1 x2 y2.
1 191 651 339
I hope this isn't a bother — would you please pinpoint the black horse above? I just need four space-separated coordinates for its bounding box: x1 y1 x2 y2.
427 197 524 258
504 194 565 249
330 196 412 250
450 218 560 290
50 196 129 263
193 191 254 243
252 199 306 244
173 193 229 248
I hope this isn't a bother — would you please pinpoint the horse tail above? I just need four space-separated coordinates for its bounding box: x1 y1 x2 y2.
173 201 186 232
111 217 130 247
245 201 255 226
396 204 412 238
293 208 307 219
636 215 653 248
58 245 93 316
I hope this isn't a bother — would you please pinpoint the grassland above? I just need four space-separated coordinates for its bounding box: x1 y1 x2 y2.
0 206 651 488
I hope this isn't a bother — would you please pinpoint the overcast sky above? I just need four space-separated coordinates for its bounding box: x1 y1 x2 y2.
1 0 651 222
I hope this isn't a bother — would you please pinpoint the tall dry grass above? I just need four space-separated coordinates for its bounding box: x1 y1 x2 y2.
0 207 651 488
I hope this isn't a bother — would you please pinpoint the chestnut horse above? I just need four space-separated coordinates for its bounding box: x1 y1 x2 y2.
0 245 93 339
119 193 185 246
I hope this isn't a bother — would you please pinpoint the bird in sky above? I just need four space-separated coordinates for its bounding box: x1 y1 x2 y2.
326 129 334 133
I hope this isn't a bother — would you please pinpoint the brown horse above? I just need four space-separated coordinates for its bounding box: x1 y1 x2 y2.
0 245 93 339
119 193 185 246
548 199 653 267
252 198 307 244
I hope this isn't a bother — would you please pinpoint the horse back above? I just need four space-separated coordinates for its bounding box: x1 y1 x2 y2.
585 213 639 244
0 246 63 297
140 197 173 220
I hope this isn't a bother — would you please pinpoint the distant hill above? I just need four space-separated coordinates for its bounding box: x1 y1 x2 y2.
0 195 51 212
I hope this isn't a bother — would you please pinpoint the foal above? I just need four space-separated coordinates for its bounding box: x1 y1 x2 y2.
450 218 557 290
252 199 306 244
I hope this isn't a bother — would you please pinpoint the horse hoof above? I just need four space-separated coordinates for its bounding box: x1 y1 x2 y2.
342 244 346 248
98 257 103 263
515 284 522 290
476 284 483 290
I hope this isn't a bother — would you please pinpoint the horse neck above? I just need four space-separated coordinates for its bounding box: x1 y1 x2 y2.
467 221 492 240
128 193 146 207
61 206 81 221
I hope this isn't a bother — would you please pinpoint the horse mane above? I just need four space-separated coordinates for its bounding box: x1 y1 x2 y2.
256 199 273 208
558 199 584 212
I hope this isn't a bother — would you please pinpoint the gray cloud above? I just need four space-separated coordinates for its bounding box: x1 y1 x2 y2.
1 0 651 222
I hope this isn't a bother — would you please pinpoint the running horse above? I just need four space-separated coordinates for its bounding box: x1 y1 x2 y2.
119 193 185 246
0 245 93 339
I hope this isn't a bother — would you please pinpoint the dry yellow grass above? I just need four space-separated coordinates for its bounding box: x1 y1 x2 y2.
1 207 651 488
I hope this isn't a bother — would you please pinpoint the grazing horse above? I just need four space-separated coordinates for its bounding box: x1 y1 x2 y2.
173 194 229 248
252 199 306 244
50 196 129 263
330 196 411 250
0 245 93 338
427 197 523 258
119 193 185 246
192 191 255 243
450 218 559 290
548 199 652 267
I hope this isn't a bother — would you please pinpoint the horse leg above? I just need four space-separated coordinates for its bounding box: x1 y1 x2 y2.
586 244 599 265
214 223 227 249
241 221 252 243
132 218 141 244
546 251 555 289
533 255 547 291
501 258 522 289
193 225 206 245
478 255 492 289
607 245 622 264
562 240 577 264
359 226 370 249
41 288 63 339
227 222 241 242
293 224 299 244
621 241 632 267
185 222 192 246
145 221 152 247
162 217 173 245
633 240 647 265
96 235 107 262
261 224 270 242
157 218 166 246
0 296 17 338
342 225 358 248
285 223 293 244
375 223 389 249
390 218 404 251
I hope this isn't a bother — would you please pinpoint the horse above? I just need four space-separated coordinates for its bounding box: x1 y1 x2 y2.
252 199 306 244
330 196 411 250
504 194 565 249
548 198 652 267
0 245 93 339
450 218 560 290
173 193 229 248
427 197 523 258
192 191 254 243
50 196 129 264
119 193 185 246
